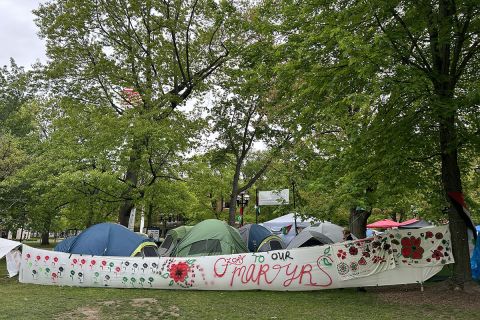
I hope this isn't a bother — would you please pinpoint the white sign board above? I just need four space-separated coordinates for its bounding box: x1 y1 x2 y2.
146 228 160 242
258 189 289 206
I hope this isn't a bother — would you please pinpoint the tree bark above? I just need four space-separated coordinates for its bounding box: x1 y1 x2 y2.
213 197 223 219
41 231 49 246
147 203 154 227
228 158 242 226
429 0 472 287
228 194 238 226
118 139 143 226
349 207 371 239
439 111 472 286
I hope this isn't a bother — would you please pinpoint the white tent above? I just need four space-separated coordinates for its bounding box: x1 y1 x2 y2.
0 237 21 260
0 238 22 277
261 213 315 244
306 221 352 243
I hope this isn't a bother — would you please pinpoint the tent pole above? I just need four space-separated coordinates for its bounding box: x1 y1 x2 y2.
293 181 297 235
255 189 259 224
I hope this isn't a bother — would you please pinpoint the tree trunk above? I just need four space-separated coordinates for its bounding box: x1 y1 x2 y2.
213 197 223 220
349 208 371 239
228 196 237 226
147 203 153 227
41 231 49 246
429 0 472 288
86 205 94 227
228 160 242 226
118 139 143 226
390 212 397 222
439 112 471 286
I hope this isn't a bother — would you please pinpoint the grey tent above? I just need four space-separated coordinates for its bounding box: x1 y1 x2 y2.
286 229 334 249
306 222 351 243
398 220 433 229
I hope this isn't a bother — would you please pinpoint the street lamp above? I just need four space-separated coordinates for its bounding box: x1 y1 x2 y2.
236 191 250 227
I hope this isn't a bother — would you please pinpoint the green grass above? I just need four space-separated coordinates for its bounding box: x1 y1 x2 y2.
0 246 478 320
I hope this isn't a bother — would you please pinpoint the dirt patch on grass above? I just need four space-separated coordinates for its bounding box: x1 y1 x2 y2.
55 306 101 320
98 300 119 306
91 298 180 318
130 297 158 307
370 281 480 311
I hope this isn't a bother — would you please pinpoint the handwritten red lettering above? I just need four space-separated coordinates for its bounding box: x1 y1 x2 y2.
214 255 246 278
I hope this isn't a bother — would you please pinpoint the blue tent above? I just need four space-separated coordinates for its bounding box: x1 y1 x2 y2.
239 224 285 252
54 223 157 257
472 229 480 280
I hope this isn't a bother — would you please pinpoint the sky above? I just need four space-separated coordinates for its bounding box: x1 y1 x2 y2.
0 0 47 68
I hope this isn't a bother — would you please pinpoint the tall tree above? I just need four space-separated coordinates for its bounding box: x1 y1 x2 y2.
34 0 241 226
270 0 480 287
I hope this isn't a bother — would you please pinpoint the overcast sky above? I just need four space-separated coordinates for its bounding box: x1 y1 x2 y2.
0 0 46 68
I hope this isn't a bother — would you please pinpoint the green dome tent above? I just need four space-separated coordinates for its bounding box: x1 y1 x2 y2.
158 226 193 257
172 219 248 257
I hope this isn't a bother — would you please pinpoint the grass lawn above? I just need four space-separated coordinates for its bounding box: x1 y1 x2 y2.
1 244 479 320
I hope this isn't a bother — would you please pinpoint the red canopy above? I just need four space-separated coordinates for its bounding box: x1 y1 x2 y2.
398 218 419 227
367 219 401 229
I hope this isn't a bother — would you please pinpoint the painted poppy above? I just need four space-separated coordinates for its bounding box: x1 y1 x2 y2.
401 236 424 259
169 262 190 283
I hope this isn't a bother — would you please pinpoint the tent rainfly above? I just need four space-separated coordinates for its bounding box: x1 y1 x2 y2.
262 213 315 245
286 230 334 249
173 219 248 257
54 223 158 257
158 226 193 257
398 220 433 229
239 224 286 252
307 222 351 243
366 219 401 229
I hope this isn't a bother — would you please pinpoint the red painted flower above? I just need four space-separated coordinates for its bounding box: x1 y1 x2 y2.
53 257 58 263
169 262 190 283
401 236 424 259
425 231 434 239
432 250 444 260
349 246 359 256
337 250 347 260
358 257 367 265
435 233 443 239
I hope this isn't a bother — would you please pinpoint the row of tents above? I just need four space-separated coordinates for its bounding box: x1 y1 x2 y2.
54 218 350 258
158 218 354 257
50 215 480 281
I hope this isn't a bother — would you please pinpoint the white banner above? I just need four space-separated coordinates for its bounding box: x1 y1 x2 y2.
258 189 289 206
0 237 21 260
16 226 453 291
